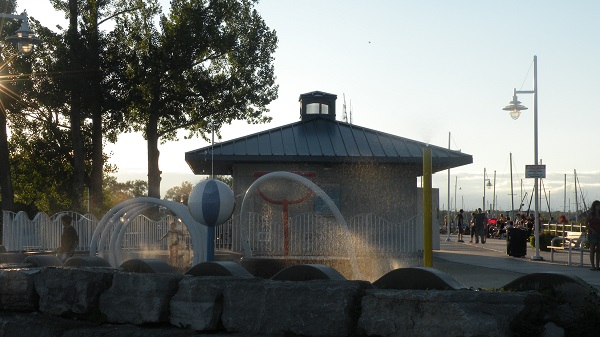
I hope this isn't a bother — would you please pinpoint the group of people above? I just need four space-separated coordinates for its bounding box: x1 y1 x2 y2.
454 209 537 244
454 208 488 244
451 200 600 272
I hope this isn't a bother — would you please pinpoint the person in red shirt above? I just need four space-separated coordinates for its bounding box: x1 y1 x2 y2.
586 200 600 270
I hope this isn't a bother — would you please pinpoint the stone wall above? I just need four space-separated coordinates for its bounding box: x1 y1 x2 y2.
2 265 595 336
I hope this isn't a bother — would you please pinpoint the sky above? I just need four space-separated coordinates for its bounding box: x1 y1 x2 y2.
15 0 600 214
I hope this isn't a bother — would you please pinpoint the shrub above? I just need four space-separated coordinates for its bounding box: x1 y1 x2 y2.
529 231 555 251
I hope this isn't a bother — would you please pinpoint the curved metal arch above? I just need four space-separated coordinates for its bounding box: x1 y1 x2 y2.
239 171 361 279
109 204 152 267
89 197 206 267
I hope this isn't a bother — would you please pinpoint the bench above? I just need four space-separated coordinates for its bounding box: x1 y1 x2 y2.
547 231 589 266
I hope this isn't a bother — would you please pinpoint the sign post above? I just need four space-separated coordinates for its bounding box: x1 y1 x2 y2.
525 165 546 179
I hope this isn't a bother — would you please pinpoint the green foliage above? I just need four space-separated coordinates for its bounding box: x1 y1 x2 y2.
103 176 148 210
2 0 274 218
106 0 278 198
164 181 195 202
529 231 555 251
163 175 232 201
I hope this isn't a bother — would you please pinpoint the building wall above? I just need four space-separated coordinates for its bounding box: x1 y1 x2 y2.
417 187 441 250
231 163 420 226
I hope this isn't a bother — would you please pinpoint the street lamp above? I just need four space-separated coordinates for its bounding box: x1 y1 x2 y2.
502 55 543 261
483 168 491 212
0 10 41 215
4 11 40 54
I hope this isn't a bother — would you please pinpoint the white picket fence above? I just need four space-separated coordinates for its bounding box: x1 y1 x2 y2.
2 211 99 252
242 212 421 256
2 210 421 256
1 211 179 252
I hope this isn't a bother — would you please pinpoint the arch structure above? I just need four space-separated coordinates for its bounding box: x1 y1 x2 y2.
240 171 361 278
89 197 207 267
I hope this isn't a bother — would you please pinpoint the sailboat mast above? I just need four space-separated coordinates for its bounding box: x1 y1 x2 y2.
563 174 566 214
445 132 451 242
510 152 514 220
574 169 579 222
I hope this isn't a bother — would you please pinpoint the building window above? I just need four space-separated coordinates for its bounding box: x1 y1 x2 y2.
306 103 320 114
306 102 329 115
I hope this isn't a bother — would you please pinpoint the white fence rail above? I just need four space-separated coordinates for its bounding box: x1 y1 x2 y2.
3 210 422 257
2 211 99 252
242 212 421 256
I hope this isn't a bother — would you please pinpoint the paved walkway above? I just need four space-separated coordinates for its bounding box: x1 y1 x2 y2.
432 234 600 290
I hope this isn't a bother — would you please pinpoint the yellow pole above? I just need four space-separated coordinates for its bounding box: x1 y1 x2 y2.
423 146 433 267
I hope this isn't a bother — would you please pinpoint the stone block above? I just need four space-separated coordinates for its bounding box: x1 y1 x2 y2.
24 255 63 267
35 267 116 317
65 256 112 268
99 271 183 324
0 252 26 263
222 279 371 336
358 289 543 337
120 258 179 274
170 276 261 331
0 269 40 312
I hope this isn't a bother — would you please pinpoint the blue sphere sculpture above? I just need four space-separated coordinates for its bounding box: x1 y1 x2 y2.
188 179 235 227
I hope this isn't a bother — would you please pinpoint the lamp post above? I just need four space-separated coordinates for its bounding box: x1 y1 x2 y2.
2 11 40 54
502 55 543 261
492 170 496 217
0 10 41 215
483 168 492 212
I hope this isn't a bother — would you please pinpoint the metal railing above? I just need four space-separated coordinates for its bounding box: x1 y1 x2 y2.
541 222 586 236
242 212 421 257
3 210 422 257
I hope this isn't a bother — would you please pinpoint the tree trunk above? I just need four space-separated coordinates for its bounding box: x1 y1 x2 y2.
146 113 161 220
0 112 14 212
90 110 102 214
68 0 84 212
88 2 104 215
147 113 161 200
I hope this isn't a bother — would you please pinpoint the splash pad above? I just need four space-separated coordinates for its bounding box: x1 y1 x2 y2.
89 197 207 267
239 171 363 279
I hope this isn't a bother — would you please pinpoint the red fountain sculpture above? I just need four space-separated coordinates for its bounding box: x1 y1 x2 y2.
253 171 316 256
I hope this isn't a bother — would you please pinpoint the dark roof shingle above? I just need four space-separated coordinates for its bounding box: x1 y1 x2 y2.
185 117 472 175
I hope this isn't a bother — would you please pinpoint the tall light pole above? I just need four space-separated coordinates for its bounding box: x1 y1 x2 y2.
483 168 492 211
502 55 543 261
483 168 486 211
492 170 496 217
0 10 41 215
3 11 40 54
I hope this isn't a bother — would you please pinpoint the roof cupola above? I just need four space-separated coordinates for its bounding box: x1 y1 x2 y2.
299 91 337 121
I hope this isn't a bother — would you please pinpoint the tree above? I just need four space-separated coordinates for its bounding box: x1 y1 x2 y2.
164 181 195 202
0 0 25 212
108 0 278 203
103 176 148 207
164 175 232 203
45 0 132 214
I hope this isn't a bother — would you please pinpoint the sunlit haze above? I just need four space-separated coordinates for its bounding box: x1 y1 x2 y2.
16 0 600 213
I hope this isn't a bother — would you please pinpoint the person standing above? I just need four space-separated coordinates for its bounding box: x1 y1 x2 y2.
159 220 184 268
469 212 475 243
473 208 486 244
456 209 465 242
56 215 78 263
586 200 600 270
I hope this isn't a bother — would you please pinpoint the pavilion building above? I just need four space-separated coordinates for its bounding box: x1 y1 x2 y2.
185 91 472 257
